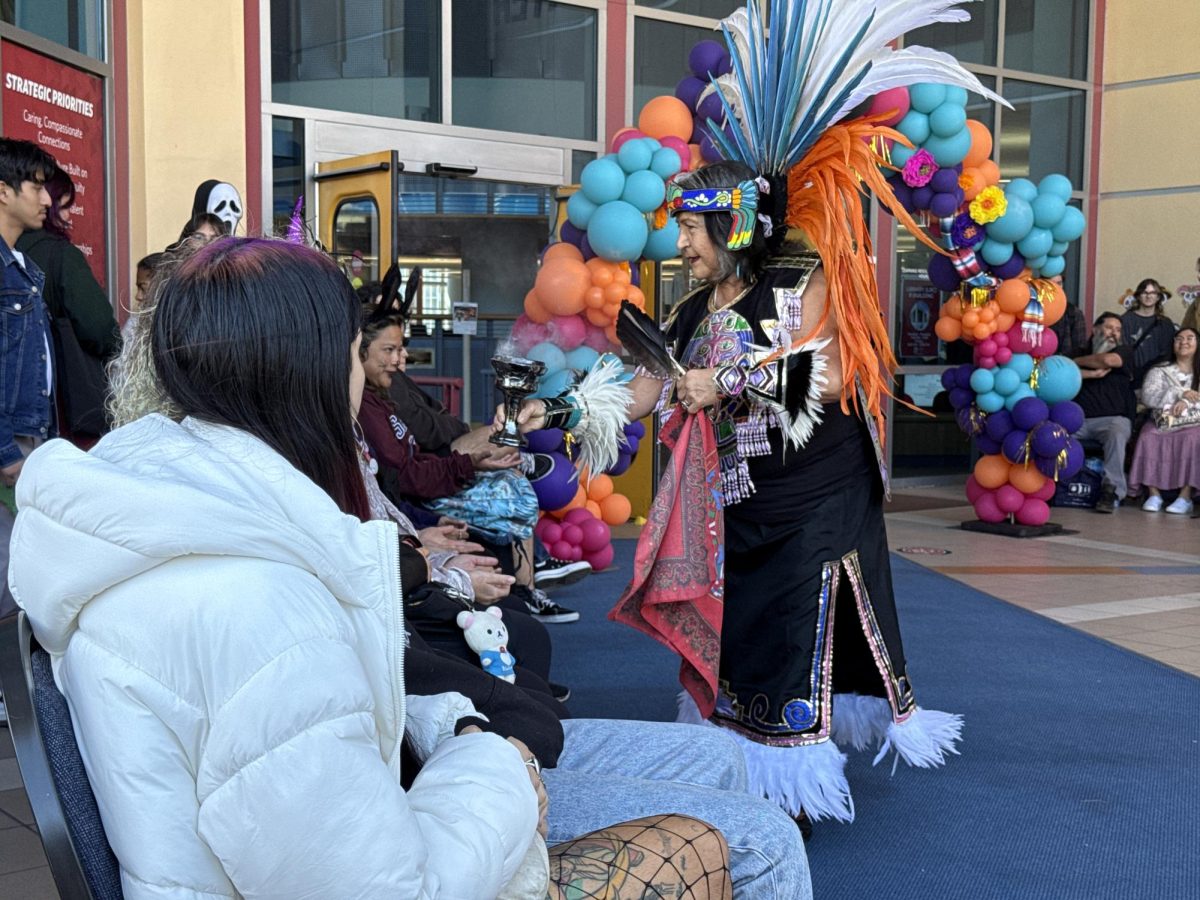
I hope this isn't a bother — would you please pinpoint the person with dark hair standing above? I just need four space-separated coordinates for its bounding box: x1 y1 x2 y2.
1071 312 1137 513
1120 277 1177 390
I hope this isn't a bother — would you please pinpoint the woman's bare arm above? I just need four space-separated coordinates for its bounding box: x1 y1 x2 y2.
790 267 843 402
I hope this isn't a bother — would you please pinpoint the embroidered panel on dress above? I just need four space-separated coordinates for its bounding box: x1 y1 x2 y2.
843 550 915 721
710 559 838 746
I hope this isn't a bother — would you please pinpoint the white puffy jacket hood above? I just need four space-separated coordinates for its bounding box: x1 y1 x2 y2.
9 415 538 899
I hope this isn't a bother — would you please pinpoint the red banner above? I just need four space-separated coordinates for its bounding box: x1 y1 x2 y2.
2 40 107 289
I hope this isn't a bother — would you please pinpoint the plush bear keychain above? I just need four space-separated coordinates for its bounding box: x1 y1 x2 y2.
456 607 517 683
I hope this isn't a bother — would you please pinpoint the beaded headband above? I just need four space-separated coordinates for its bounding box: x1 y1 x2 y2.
666 178 760 251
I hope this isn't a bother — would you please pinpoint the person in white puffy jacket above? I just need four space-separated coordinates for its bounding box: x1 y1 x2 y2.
8 238 736 900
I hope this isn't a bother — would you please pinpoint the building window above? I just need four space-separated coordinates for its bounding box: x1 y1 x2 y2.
2 0 105 60
271 116 306 236
1004 0 1089 81
906 2 999 68
635 0 730 18
270 0 441 123
451 0 598 140
999 79 1086 185
633 16 716 118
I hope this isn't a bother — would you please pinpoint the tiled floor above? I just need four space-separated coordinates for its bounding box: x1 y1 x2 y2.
1 484 1196 894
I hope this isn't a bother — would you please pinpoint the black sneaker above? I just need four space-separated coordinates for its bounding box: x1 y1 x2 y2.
534 557 592 588
1094 488 1117 514
524 587 580 624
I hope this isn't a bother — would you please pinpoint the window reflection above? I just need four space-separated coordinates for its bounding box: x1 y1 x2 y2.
999 80 1086 185
2 0 105 60
634 17 716 119
1004 0 1089 81
905 3 998 68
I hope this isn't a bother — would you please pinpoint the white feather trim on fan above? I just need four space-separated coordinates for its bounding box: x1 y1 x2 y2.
677 691 855 822
568 355 633 477
872 706 964 774
830 692 892 752
774 337 830 453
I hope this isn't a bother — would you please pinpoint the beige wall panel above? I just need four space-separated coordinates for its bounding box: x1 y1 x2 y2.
1094 193 1200 323
1099 80 1200 194
127 2 247 257
1104 0 1200 84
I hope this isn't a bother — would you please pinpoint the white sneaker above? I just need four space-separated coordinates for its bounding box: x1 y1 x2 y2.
1165 497 1194 515
1142 495 1164 512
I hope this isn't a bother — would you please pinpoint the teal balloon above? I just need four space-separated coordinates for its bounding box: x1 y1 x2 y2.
993 368 1021 396
650 147 683 179
635 137 661 152
970 368 996 394
1038 173 1074 201
1051 206 1086 243
1004 384 1036 410
980 239 1014 266
580 158 626 204
642 217 680 261
977 391 1005 413
944 86 969 107
1025 254 1049 272
1006 178 1038 203
617 139 653 174
564 346 600 372
587 200 649 262
1038 255 1066 278
924 129 972 167
567 191 597 229
986 196 1034 243
909 83 947 114
890 143 916 167
528 341 567 374
1008 353 1035 381
1035 356 1082 404
929 103 967 138
1049 240 1069 256
896 110 931 145
1017 227 1053 261
1031 194 1067 229
621 170 666 213
532 367 574 400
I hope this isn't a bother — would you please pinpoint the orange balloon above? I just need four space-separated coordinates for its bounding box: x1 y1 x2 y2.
551 484 587 518
585 500 603 519
599 492 633 526
961 310 980 329
978 303 996 323
544 242 584 264
996 278 1031 315
604 324 620 346
586 306 612 326
524 290 552 324
974 454 1010 490
1008 463 1045 494
625 285 646 308
587 473 614 502
587 257 616 287
972 322 992 341
614 265 632 285
637 96 693 141
959 166 984 202
604 281 629 304
963 120 993 169
535 258 592 316
977 159 1001 186
585 286 605 309
602 301 621 320
943 296 965 320
934 317 962 342
996 312 1016 332
1039 281 1068 327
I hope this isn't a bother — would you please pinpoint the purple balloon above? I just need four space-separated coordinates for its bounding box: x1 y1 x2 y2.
954 406 974 434
607 451 633 477
911 186 934 210
675 76 707 111
930 168 960 193
1002 429 1031 464
889 182 914 215
699 131 723 163
560 221 585 249
1050 400 1084 435
696 92 725 125
948 387 973 410
941 369 958 390
955 364 976 390
626 420 646 439
1059 439 1085 479
689 40 726 78
526 428 565 454
579 233 596 261
1034 453 1060 479
529 452 579 510
975 434 1002 456
930 191 960 218
1030 421 1069 458
984 409 1015 442
1012 397 1050 432
990 250 1026 280
928 254 962 292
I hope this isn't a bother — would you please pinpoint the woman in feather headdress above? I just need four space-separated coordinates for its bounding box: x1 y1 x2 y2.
503 0 1004 828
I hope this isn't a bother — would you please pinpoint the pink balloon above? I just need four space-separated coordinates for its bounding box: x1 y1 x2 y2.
563 507 593 526
975 355 997 369
511 314 552 354
1016 497 1050 526
562 523 584 546
973 491 1006 523
993 332 1010 348
551 539 575 559
995 484 1025 514
550 314 587 351
1032 479 1057 502
965 475 985 504
1029 327 1058 360
868 88 911 127
584 543 615 571
1005 324 1040 356
539 520 563 545
995 347 1013 365
611 128 647 152
660 136 691 172
567 544 584 562
583 324 610 352
579 518 611 552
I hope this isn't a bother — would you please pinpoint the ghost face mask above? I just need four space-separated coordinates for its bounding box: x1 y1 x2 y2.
205 182 243 233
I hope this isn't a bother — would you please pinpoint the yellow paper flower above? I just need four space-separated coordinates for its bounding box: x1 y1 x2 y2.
969 186 1007 225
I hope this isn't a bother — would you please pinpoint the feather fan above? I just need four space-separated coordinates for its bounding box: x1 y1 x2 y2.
616 301 685 378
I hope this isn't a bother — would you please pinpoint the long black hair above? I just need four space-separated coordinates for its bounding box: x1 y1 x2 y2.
1155 327 1199 392
151 237 370 520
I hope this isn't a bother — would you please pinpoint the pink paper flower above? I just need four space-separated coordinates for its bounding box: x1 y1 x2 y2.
902 149 938 188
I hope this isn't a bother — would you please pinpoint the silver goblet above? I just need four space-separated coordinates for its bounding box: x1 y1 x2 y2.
490 355 547 448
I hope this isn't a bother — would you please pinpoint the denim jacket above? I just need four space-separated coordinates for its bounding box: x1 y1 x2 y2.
0 238 53 467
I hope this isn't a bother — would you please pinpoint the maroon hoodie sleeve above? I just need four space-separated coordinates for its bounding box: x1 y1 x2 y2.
359 390 476 500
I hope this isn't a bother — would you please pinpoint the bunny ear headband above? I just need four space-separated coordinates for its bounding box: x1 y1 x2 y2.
366 263 423 325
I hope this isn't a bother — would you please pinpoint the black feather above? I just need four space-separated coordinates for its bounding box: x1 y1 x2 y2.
783 349 815 414
615 300 683 377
